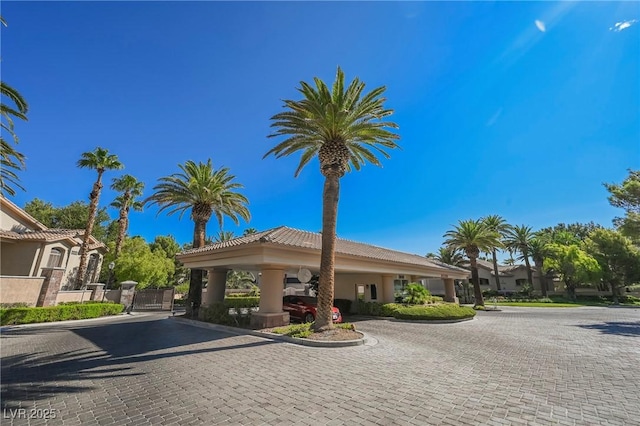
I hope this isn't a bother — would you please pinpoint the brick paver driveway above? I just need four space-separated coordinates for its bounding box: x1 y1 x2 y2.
2 307 639 425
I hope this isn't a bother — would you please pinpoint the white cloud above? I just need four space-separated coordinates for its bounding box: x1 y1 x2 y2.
610 19 638 32
535 20 546 32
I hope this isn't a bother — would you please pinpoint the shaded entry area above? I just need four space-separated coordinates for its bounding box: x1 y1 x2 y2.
133 288 175 311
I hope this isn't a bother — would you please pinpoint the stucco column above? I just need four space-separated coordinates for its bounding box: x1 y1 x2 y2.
382 274 395 303
443 278 458 304
204 269 228 306
259 267 285 313
251 267 289 328
37 267 65 307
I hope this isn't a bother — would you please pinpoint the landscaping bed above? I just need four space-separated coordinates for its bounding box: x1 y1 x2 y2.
267 322 362 341
356 301 476 321
0 302 125 326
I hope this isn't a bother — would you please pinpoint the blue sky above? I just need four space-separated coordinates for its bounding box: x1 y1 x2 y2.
2 1 639 257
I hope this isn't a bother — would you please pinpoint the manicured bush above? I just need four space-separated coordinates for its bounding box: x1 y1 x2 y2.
356 300 401 316
404 283 430 304
333 299 352 315
393 305 476 321
0 303 125 326
224 297 259 309
199 303 237 326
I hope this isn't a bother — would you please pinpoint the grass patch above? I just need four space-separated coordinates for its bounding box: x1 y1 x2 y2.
490 302 582 308
0 303 125 326
271 322 355 339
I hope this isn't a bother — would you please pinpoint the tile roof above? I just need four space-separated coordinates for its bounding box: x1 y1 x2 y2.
0 228 105 250
464 258 527 276
181 226 468 273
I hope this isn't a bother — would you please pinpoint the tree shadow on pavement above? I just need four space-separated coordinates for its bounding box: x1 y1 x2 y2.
1 316 277 406
576 321 640 337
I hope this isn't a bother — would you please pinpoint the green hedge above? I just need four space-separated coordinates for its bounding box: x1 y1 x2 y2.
0 303 125 326
356 300 475 321
393 305 476 320
224 297 259 309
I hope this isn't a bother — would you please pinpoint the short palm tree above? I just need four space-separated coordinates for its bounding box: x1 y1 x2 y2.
265 67 399 330
145 159 250 317
443 219 500 307
75 147 124 287
504 225 535 288
1 81 29 196
430 246 466 267
110 174 145 259
482 215 512 291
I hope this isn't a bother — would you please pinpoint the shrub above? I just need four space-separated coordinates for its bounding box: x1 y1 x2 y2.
333 299 352 315
199 297 260 327
0 303 29 309
224 297 259 309
404 283 430 305
0 303 125 326
393 305 476 320
272 323 313 338
174 283 190 294
356 301 401 316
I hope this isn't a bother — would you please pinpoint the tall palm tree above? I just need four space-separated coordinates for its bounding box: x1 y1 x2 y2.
482 215 512 291
528 236 551 297
110 174 145 259
145 159 250 318
430 246 466 267
1 81 29 196
504 225 535 288
75 147 123 288
443 219 500 307
264 67 399 331
243 227 258 236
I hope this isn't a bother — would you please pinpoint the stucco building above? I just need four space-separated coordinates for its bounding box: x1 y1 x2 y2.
0 196 106 290
177 226 470 327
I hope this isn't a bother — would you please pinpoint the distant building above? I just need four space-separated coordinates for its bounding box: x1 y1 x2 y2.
0 196 106 289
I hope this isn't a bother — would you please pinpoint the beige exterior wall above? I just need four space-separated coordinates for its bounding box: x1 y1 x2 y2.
55 290 94 304
335 273 384 302
1 241 42 276
0 207 35 232
0 276 45 306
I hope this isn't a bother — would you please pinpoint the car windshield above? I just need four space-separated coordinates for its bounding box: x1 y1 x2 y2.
299 297 318 305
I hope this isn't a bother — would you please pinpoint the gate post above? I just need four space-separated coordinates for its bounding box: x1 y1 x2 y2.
119 281 137 311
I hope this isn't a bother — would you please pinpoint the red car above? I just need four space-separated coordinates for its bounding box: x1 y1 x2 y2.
282 296 343 323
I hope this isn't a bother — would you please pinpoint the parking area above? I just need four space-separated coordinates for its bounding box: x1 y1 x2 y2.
1 307 639 425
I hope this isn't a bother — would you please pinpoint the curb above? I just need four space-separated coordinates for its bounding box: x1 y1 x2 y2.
169 316 370 348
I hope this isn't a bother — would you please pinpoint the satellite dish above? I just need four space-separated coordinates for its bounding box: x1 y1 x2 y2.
298 268 312 284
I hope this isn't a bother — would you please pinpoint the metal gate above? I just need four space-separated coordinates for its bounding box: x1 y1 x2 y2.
132 288 175 311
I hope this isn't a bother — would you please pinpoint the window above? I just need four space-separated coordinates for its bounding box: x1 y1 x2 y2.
479 278 490 286
370 284 377 300
47 248 63 267
516 279 527 286
393 279 408 293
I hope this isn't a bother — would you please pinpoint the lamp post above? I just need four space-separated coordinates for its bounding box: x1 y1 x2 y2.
107 261 115 289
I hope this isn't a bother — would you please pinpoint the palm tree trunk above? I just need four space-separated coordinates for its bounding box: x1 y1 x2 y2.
491 249 501 291
114 208 127 259
534 259 547 297
523 251 534 288
470 257 484 306
75 171 103 288
315 172 340 331
187 218 207 318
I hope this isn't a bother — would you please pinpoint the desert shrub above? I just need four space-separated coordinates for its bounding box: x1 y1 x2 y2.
271 322 355 338
393 305 476 320
404 283 430 305
0 303 124 326
333 299 352 315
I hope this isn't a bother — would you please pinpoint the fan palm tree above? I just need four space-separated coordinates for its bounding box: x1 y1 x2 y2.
430 246 466 267
264 67 399 330
1 81 29 196
482 215 512 291
145 159 250 317
443 219 500 307
75 147 124 288
110 174 145 259
504 225 535 288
